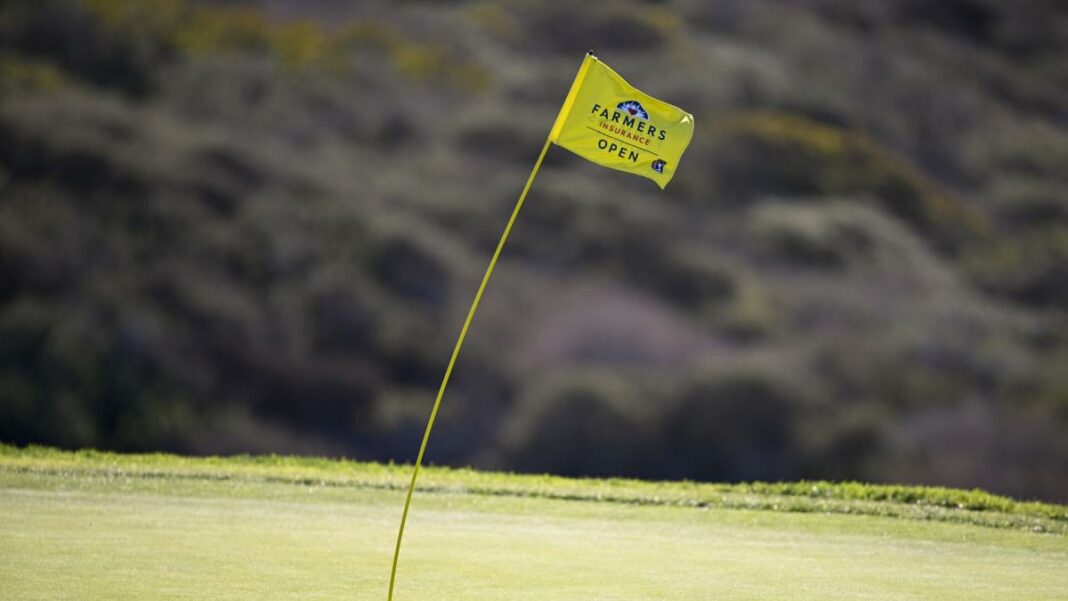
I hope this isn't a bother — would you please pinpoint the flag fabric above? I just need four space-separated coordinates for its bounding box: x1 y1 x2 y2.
549 53 695 189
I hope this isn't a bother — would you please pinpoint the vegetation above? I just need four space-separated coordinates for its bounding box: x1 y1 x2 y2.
1 0 1067 504
2 446 1067 599
4 444 1065 531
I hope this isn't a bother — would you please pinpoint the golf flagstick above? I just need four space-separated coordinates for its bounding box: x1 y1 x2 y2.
386 50 693 599
386 136 552 601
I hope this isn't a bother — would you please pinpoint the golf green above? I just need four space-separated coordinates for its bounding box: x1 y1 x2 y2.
1 447 1065 600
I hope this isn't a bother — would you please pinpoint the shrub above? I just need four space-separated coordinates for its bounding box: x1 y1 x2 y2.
988 177 1068 228
457 123 544 165
750 202 875 269
522 7 670 54
963 226 1068 307
368 236 450 307
626 241 738 311
704 111 988 251
661 367 809 482
498 371 656 478
875 403 1068 502
0 0 171 96
0 54 68 92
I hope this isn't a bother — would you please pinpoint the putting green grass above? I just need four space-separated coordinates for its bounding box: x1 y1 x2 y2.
1 446 1066 600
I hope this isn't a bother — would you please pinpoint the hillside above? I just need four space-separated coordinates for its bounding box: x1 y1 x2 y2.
2 446 1067 599
1 0 1067 502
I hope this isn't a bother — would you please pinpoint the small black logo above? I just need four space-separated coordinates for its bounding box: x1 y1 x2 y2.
651 159 666 174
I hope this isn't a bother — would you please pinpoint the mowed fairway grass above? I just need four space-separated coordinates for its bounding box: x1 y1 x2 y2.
1 446 1066 600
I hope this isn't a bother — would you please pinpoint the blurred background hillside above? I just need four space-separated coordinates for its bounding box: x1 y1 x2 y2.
1 0 1066 502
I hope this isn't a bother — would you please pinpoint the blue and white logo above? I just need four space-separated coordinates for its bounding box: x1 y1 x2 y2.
651 159 666 174
617 100 649 120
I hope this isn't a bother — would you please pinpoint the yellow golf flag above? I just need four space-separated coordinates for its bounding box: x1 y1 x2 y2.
550 53 694 189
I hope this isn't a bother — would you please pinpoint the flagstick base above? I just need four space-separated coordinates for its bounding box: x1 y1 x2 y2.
386 137 553 601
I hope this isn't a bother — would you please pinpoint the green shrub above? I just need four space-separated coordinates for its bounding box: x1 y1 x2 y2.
751 202 874 269
368 236 451 307
964 226 1068 307
704 111 988 251
988 177 1068 227
0 54 68 92
641 243 738 311
515 5 674 54
457 123 544 165
1 0 170 96
499 371 656 478
661 367 810 481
